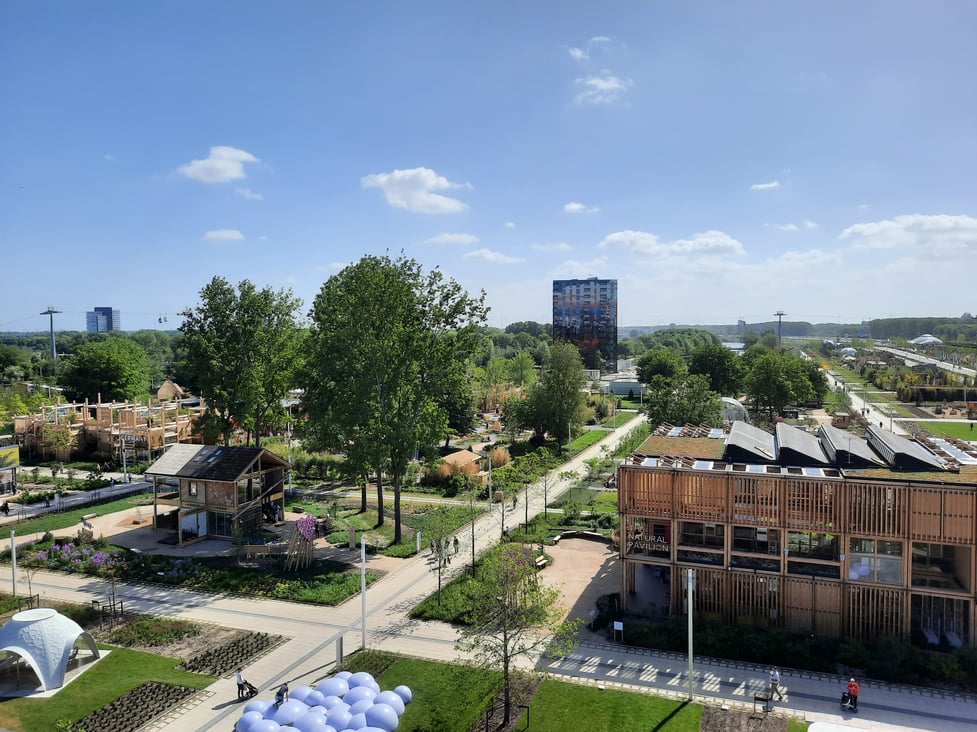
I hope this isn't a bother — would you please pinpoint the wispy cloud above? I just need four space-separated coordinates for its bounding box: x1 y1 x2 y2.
776 223 799 232
504 221 516 229
462 248 524 264
574 72 632 104
551 256 609 278
235 187 264 201
750 180 780 191
178 146 259 183
568 36 612 63
564 201 599 214
840 214 977 255
361 167 470 213
424 232 479 245
804 220 818 229
103 154 116 162
531 242 573 252
202 229 245 242
600 229 746 257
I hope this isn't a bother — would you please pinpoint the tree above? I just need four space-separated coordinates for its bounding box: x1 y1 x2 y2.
302 254 487 544
644 373 722 428
744 352 813 417
60 337 151 402
41 424 75 460
503 343 587 446
636 347 686 385
456 544 582 726
507 350 538 388
179 277 303 445
689 343 743 396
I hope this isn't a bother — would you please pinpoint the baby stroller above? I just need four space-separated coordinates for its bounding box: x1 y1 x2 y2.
242 680 258 699
841 691 855 711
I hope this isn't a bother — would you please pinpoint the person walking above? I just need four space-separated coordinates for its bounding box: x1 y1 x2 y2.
769 667 783 701
275 681 289 707
235 669 246 700
846 677 859 712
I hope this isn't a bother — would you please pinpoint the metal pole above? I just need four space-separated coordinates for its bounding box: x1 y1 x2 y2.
10 530 17 598
687 568 695 701
360 536 367 649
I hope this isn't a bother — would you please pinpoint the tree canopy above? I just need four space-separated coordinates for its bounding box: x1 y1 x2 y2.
689 343 743 396
636 347 686 384
179 276 303 445
60 336 151 402
644 373 722 427
301 254 487 544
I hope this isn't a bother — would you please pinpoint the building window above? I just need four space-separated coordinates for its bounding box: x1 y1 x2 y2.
848 537 903 584
680 521 723 549
188 482 198 497
732 526 779 554
787 531 838 561
911 543 970 592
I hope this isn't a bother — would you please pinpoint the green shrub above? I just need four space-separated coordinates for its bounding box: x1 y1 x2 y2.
106 616 201 647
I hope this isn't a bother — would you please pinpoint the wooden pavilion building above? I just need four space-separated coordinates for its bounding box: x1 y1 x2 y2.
618 421 977 648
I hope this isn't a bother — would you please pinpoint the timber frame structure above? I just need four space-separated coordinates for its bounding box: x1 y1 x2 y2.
146 444 289 546
13 399 204 464
618 423 977 649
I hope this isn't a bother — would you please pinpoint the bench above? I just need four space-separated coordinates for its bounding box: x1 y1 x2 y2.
753 693 769 713
534 555 548 570
81 513 97 521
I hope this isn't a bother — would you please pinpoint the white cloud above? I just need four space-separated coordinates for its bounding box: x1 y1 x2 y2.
568 36 612 62
531 242 573 252
361 167 470 213
425 232 479 245
564 201 599 214
550 256 609 278
235 187 264 201
599 229 745 257
504 221 516 229
750 180 780 191
103 154 116 162
776 223 800 232
839 214 977 255
462 248 525 264
804 220 818 229
257 235 270 241
574 72 632 104
178 146 259 183
202 229 245 242
857 203 870 210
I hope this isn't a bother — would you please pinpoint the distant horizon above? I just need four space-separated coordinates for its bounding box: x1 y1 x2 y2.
2 313 970 339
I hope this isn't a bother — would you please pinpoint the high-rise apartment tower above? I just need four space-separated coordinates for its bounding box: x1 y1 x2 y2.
552 277 618 371
86 306 121 333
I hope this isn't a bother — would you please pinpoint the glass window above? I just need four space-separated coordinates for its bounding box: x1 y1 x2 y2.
787 531 838 561
733 527 779 554
849 537 903 585
680 522 723 548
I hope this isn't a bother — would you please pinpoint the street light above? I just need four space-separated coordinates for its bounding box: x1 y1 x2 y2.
683 568 696 701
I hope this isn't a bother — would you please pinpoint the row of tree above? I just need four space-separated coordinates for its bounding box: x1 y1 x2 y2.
635 339 829 426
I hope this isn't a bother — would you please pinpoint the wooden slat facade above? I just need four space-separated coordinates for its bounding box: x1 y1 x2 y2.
619 464 977 648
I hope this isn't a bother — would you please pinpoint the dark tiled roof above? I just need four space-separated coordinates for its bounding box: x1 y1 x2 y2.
775 422 830 466
147 444 289 482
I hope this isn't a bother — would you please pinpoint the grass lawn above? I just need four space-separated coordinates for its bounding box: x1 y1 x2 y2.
1 494 152 536
519 678 701 731
918 421 977 440
376 657 500 732
0 646 215 732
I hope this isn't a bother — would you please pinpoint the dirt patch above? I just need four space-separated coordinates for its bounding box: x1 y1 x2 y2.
700 705 788 732
89 619 243 663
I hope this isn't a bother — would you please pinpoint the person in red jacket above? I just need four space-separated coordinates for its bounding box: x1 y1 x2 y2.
846 678 859 712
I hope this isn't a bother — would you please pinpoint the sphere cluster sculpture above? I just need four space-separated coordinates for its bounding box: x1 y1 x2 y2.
235 670 411 732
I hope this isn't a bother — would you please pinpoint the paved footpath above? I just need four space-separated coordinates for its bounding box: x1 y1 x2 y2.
2 415 975 731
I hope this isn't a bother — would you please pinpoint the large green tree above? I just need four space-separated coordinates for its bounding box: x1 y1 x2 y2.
744 352 814 417
179 277 303 445
689 343 743 396
60 337 151 402
502 342 587 447
301 254 487 543
644 373 722 428
456 545 581 726
636 347 686 385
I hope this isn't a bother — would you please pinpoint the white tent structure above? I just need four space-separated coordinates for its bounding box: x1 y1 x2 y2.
0 608 100 691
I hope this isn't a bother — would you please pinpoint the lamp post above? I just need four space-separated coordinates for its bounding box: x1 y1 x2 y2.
524 481 529 536
684 568 696 701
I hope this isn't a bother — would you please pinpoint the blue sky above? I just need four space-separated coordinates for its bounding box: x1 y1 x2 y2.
2 2 975 333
